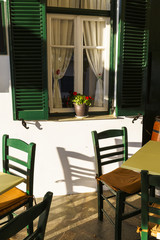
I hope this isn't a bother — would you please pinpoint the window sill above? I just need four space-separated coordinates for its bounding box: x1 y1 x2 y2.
49 114 117 122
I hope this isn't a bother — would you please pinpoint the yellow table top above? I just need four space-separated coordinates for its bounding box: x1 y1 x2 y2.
0 172 24 194
121 140 160 175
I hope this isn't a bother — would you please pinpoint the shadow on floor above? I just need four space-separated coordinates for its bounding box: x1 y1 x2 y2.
10 191 142 240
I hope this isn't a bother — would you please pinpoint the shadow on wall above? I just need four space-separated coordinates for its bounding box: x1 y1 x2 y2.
56 141 141 195
0 56 10 93
20 120 43 130
57 147 95 195
128 141 142 157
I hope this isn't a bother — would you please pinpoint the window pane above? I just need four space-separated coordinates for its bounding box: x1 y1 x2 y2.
58 55 74 108
83 19 107 107
47 0 80 8
81 0 110 10
49 17 74 109
47 0 110 10
51 19 74 46
51 47 74 108
83 50 104 107
83 50 97 103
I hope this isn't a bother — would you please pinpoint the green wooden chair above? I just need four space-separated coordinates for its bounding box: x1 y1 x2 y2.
140 170 160 240
91 127 141 240
0 191 53 240
0 134 36 234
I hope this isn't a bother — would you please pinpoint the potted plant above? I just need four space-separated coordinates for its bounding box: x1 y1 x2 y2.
67 92 94 117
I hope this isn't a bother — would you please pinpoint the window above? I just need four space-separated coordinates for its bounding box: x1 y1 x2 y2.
47 14 110 114
7 0 150 121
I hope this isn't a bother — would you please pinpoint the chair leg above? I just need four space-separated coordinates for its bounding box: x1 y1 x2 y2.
26 201 33 235
115 191 124 240
27 221 33 235
150 186 155 198
121 194 126 214
97 181 103 221
141 231 148 240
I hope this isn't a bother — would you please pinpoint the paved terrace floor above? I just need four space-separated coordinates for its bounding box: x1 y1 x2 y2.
8 191 148 240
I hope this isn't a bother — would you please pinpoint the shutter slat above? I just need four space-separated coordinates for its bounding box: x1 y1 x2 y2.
117 0 150 116
8 0 48 120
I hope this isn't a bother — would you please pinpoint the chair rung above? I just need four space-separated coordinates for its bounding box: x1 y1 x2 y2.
9 164 27 176
149 216 160 225
124 200 140 210
101 158 124 166
103 194 116 200
7 155 27 167
149 196 160 205
102 183 117 195
149 206 160 216
100 151 124 160
0 220 9 226
102 194 116 210
100 144 124 152
102 209 115 225
122 209 141 220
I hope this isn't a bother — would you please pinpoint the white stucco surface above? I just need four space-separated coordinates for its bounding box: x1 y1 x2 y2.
0 55 143 197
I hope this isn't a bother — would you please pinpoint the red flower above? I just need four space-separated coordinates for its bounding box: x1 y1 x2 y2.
56 69 60 75
73 92 77 96
85 96 89 100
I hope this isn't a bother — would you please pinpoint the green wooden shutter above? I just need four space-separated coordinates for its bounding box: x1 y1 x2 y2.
0 1 7 54
7 0 48 120
116 0 150 116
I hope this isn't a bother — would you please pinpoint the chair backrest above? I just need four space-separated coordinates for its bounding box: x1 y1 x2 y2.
2 134 36 195
0 191 53 240
141 170 160 239
91 127 128 177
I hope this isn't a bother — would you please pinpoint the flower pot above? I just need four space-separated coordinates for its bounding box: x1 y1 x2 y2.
74 103 89 118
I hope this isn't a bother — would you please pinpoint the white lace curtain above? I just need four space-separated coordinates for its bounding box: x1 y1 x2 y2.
51 19 74 108
83 20 107 106
81 0 110 10
47 0 110 10
47 0 80 8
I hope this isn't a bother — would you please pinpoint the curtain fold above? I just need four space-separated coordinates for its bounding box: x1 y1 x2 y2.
51 19 73 108
81 0 110 10
83 21 106 106
47 0 80 8
47 0 110 10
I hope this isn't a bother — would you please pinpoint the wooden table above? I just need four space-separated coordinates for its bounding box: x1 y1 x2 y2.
0 172 24 194
121 140 160 175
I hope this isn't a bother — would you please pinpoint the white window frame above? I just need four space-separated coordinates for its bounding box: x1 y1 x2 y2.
47 14 110 113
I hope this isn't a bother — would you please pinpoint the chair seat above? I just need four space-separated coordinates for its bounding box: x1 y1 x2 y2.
0 187 31 217
98 167 141 194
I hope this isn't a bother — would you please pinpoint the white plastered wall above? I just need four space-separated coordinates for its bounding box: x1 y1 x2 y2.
0 54 142 197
